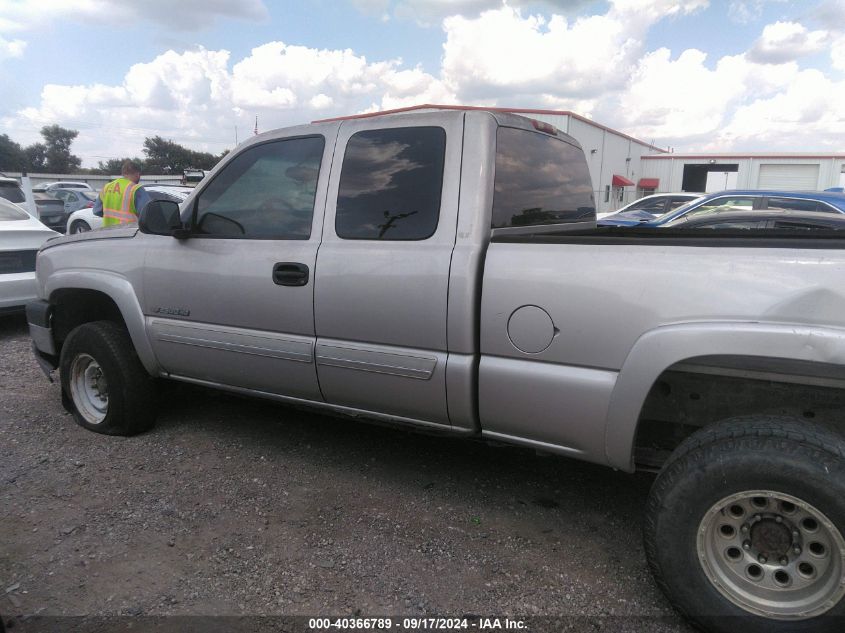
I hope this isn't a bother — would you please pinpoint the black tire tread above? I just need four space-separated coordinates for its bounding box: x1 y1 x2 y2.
60 320 155 435
645 416 845 632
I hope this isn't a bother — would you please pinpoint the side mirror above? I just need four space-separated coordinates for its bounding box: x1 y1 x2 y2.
138 200 188 238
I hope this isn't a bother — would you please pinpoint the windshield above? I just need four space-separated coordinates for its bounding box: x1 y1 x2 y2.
0 198 30 221
0 182 26 204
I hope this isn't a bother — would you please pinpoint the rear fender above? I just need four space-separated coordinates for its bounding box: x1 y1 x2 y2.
605 322 845 471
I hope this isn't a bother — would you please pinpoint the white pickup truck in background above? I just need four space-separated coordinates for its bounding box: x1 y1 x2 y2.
26 110 845 633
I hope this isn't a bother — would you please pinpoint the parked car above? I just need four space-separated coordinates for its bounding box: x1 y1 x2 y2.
66 185 193 234
52 188 99 214
31 193 68 232
599 192 701 221
0 198 57 314
26 110 845 632
181 169 206 187
0 176 26 205
600 189 845 226
662 208 845 230
0 178 87 229
31 181 93 194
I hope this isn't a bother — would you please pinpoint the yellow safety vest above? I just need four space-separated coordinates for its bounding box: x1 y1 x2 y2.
101 177 140 227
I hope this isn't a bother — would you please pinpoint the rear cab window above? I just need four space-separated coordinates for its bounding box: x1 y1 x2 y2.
492 126 595 229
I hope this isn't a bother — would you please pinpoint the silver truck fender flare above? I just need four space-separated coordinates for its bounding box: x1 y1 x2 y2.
45 270 159 375
604 322 845 472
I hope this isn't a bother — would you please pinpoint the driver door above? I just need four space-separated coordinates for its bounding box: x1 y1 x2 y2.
142 126 338 400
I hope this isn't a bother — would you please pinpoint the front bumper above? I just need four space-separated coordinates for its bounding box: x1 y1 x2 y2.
0 272 38 311
26 299 58 378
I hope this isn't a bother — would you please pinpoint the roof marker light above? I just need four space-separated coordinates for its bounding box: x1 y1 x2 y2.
531 119 558 135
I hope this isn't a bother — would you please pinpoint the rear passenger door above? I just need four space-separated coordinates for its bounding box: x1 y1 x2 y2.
314 115 464 426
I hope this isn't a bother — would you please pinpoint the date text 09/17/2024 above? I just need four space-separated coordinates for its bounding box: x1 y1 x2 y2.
308 617 527 630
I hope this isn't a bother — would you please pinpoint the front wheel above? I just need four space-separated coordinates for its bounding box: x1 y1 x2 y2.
59 320 156 435
645 417 845 633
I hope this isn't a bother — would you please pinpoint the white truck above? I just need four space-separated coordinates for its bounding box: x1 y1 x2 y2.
26 110 845 632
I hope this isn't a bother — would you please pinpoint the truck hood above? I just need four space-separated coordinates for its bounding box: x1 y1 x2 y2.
40 224 139 251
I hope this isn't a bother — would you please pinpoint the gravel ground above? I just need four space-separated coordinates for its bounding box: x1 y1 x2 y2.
0 313 694 633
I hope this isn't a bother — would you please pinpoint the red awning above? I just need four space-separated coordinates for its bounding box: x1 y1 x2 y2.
638 178 659 189
612 174 634 187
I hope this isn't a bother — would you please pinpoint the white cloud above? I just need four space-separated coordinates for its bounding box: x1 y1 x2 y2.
0 34 25 61
1 42 454 165
0 0 267 36
610 44 845 151
717 69 845 150
728 0 786 24
748 21 829 64
440 2 706 104
832 34 845 71
3 0 844 164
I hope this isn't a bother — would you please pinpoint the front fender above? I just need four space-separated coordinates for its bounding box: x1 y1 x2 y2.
45 270 158 375
604 322 845 472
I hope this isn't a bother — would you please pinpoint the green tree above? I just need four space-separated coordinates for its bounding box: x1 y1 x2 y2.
0 134 26 172
24 142 47 172
40 125 82 172
143 136 223 173
95 157 146 175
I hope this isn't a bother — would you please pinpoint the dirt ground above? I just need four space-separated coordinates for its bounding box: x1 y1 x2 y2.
0 313 693 632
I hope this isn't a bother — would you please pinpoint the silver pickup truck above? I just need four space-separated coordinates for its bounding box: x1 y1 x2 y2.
26 110 845 632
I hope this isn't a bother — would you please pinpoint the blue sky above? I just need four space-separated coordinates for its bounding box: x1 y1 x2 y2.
1 0 843 165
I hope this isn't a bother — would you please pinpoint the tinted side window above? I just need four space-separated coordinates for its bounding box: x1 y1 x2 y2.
695 220 768 230
773 220 837 231
492 127 595 229
336 127 445 240
766 197 822 213
195 136 324 239
0 183 25 204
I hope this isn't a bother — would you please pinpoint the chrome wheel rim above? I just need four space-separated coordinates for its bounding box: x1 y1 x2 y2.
69 353 108 424
698 490 845 620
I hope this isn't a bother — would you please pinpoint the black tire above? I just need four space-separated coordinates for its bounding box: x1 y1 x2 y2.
645 416 845 633
69 220 90 234
59 320 156 435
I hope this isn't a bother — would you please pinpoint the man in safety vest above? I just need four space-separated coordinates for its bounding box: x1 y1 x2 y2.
93 161 151 227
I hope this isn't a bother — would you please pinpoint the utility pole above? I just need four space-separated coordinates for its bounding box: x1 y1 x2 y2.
234 125 238 146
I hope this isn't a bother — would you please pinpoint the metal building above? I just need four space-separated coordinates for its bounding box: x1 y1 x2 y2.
639 153 845 195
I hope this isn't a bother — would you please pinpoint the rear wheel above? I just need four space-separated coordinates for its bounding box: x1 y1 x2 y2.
69 220 91 234
59 321 156 435
645 417 845 633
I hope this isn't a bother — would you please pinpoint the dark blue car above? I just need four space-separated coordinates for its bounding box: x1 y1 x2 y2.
599 190 845 227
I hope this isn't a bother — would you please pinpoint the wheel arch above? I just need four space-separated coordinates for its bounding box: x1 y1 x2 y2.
47 271 158 375
605 322 845 472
